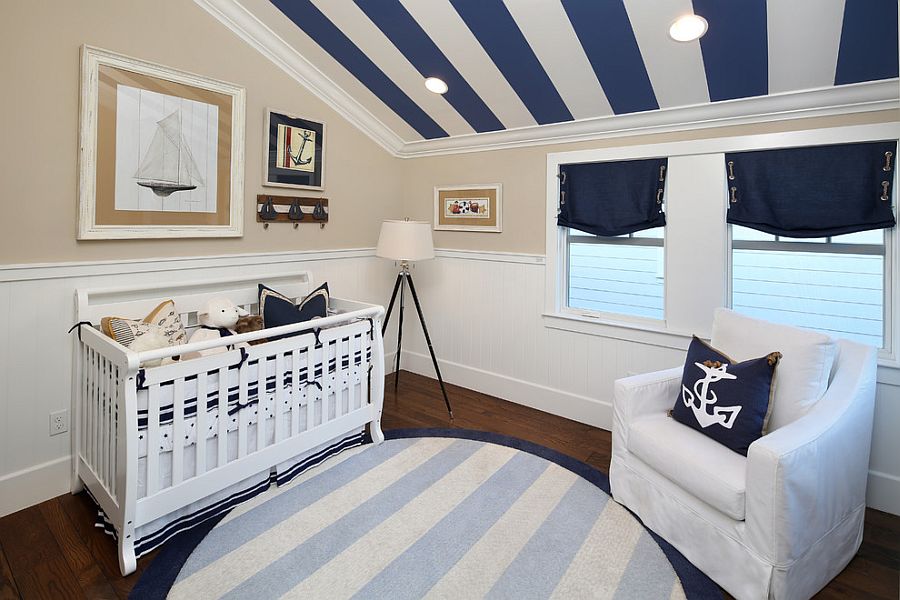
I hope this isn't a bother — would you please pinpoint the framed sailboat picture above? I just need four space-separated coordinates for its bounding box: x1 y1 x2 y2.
263 109 325 191
77 46 245 239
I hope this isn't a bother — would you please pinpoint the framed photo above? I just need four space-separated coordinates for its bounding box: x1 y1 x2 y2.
263 109 325 190
77 46 245 239
434 184 502 232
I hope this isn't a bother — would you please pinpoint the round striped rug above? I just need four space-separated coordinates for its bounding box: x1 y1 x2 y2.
135 429 720 599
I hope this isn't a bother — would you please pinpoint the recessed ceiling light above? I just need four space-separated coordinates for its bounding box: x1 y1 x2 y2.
424 77 448 94
669 14 708 42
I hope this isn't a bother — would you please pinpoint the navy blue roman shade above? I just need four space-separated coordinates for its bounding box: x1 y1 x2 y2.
557 158 667 237
725 141 897 237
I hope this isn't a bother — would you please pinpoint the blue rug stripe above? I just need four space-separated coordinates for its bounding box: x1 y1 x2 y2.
350 451 550 600
560 0 658 114
693 0 768 102
486 477 609 599
176 436 415 577
449 0 572 125
354 0 504 133
268 0 447 140
220 440 482 600
834 0 899 85
613 532 678 600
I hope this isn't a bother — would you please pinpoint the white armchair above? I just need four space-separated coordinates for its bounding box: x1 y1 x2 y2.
610 311 878 600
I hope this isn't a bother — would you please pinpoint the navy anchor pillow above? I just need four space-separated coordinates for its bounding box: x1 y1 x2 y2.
672 336 782 456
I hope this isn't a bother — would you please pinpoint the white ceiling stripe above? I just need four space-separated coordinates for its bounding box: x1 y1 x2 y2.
623 0 710 109
311 0 475 137
242 0 423 142
399 0 537 130
504 0 613 120
767 0 846 93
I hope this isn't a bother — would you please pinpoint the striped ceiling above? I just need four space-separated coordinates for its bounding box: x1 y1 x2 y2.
239 0 898 148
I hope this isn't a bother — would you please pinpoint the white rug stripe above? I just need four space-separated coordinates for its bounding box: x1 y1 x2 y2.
670 579 688 600
280 444 519 600
424 463 577 600
550 501 644 599
169 438 453 599
217 444 369 526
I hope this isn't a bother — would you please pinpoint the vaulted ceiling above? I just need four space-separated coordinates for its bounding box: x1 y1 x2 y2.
200 0 899 156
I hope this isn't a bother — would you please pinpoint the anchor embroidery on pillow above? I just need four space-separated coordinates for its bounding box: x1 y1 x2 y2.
681 360 742 429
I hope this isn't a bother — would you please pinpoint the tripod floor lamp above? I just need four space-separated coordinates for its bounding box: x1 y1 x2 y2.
376 219 453 419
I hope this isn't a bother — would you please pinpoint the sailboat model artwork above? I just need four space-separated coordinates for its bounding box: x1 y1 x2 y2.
135 111 205 197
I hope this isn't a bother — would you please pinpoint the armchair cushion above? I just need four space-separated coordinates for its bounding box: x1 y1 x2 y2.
629 414 748 520
711 308 836 430
672 336 781 456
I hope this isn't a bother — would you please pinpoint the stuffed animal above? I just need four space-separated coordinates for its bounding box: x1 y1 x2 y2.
235 315 267 345
129 326 180 367
184 297 250 359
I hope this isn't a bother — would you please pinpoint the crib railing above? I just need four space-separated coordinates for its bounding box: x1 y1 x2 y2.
79 343 122 499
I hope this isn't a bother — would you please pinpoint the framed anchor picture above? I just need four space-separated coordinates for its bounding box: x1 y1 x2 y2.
263 109 325 191
77 45 245 239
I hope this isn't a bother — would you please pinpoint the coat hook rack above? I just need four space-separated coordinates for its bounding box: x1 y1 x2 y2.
256 195 329 229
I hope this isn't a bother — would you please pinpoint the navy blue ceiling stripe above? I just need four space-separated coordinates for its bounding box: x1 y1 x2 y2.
449 0 573 125
561 1 658 115
354 0 504 134
835 0 899 85
268 0 447 140
692 0 768 102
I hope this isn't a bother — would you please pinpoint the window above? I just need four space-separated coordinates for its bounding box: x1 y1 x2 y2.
566 227 664 321
730 226 890 348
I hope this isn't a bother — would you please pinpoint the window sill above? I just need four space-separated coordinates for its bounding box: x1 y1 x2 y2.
541 311 695 351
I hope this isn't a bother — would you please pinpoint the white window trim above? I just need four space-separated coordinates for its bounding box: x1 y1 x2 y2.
545 122 900 367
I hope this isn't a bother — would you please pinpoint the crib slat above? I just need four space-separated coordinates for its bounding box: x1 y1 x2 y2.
111 365 118 498
84 347 93 465
290 349 300 437
104 357 112 490
93 349 101 478
147 384 160 497
336 338 346 418
307 342 317 431
98 356 107 487
217 366 228 468
196 371 207 477
172 378 184 486
360 335 370 411
348 335 357 412
238 360 248 459
274 353 285 444
256 356 267 453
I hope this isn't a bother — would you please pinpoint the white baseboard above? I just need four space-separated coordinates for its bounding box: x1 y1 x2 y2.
867 470 900 515
0 456 70 517
399 350 612 430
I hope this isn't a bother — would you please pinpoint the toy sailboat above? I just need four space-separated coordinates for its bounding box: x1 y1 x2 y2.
135 111 205 197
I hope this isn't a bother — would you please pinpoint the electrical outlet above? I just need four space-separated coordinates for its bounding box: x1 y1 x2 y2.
50 410 68 436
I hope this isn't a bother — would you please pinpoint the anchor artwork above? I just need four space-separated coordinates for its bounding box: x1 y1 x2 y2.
265 109 325 191
275 124 316 173
681 360 742 429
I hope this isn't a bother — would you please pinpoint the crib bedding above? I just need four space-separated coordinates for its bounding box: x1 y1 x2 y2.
136 344 371 459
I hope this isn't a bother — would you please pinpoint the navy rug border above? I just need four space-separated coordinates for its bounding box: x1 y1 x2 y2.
131 427 721 600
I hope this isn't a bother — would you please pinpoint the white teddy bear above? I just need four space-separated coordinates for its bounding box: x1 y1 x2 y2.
184 297 251 359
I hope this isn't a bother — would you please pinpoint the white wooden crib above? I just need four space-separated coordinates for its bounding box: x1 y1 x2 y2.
71 272 385 575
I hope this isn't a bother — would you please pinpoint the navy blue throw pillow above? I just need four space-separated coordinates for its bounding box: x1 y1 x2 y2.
671 336 781 456
259 282 329 340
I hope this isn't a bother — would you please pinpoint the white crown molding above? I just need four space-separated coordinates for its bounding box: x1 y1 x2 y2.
196 0 897 159
397 80 900 157
194 0 406 155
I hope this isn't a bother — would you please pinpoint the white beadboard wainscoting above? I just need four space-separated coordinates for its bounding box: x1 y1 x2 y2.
1 248 898 517
397 250 900 516
0 249 397 518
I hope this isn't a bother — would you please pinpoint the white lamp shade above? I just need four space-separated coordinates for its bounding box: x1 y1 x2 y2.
376 220 435 261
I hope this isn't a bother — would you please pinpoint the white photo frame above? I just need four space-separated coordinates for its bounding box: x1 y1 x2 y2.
77 45 245 239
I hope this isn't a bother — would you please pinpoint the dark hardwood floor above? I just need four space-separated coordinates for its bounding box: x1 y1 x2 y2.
0 371 897 599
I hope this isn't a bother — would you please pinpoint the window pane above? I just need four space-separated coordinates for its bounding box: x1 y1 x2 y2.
632 227 664 239
568 235 664 320
732 226 776 242
831 229 884 245
732 248 884 347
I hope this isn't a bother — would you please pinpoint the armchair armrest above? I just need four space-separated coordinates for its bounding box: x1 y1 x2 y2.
745 342 877 565
613 367 683 450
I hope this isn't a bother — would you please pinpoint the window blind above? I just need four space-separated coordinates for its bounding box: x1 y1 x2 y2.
725 140 897 238
557 158 667 237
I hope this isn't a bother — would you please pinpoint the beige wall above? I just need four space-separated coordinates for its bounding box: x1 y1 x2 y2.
0 0 403 265
401 110 900 254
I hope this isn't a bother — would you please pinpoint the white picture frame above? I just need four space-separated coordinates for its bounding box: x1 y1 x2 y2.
433 184 503 233
77 45 245 239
